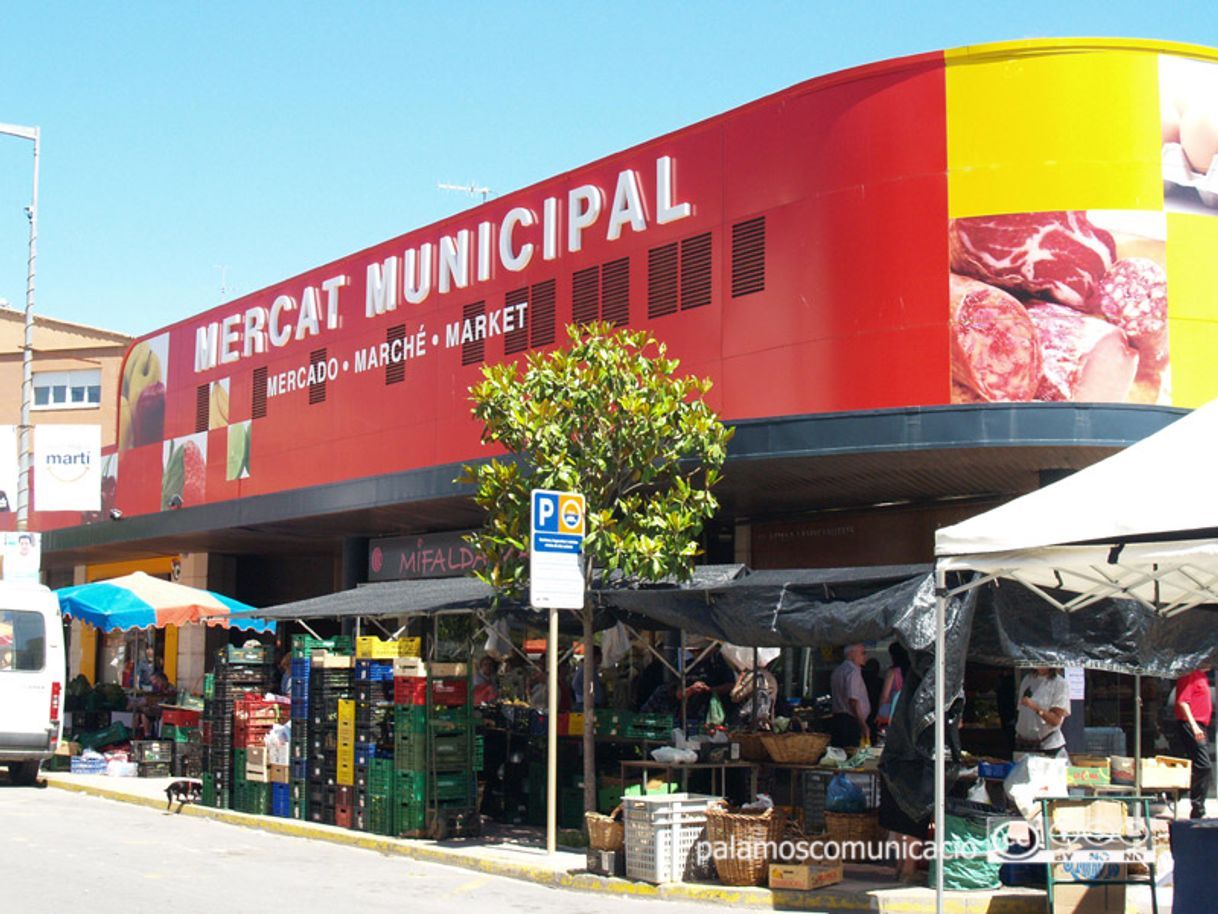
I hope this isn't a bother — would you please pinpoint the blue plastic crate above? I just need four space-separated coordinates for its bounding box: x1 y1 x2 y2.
291 759 308 780
355 742 375 767
355 659 394 682
271 782 292 817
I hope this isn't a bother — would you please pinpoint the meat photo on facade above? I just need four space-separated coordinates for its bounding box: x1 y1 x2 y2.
948 210 1169 405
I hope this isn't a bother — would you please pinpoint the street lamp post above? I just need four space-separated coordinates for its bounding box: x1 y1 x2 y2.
0 123 40 533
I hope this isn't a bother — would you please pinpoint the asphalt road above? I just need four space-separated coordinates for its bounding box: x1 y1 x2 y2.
0 781 718 914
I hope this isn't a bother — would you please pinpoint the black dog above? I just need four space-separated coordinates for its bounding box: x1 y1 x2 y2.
164 778 203 813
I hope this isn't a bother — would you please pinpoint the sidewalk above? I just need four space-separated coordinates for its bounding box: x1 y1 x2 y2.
45 771 1053 913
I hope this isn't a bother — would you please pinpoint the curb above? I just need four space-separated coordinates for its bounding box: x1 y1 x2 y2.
44 776 1044 913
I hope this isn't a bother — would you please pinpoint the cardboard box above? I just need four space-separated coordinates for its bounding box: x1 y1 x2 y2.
1050 800 1126 836
429 662 468 678
268 764 290 784
768 863 844 891
1140 755 1191 789
1052 882 1125 913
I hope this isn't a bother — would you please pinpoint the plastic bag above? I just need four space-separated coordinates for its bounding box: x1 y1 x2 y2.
651 746 698 764
1004 755 1068 819
825 773 867 813
483 619 512 661
707 694 726 727
599 622 631 668
966 779 990 804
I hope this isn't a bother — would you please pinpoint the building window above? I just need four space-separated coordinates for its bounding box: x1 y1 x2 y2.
32 369 102 410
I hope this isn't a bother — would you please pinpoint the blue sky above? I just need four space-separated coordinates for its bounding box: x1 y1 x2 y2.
1 2 1215 338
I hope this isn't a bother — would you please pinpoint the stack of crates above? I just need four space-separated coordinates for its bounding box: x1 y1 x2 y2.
230 694 287 815
202 645 274 809
307 649 354 825
354 658 396 833
163 706 204 778
132 739 174 778
392 661 478 838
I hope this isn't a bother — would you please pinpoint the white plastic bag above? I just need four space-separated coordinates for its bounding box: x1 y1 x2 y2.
599 622 631 668
651 746 697 764
1004 755 1068 818
483 619 512 661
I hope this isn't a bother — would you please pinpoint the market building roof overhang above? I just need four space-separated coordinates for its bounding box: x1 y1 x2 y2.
40 403 1185 570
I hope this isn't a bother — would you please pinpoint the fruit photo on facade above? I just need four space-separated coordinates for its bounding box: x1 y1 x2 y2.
948 210 1168 406
118 334 169 450
209 378 230 430
162 433 207 510
226 420 251 481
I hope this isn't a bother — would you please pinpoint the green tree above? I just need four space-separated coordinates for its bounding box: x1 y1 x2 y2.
460 321 733 813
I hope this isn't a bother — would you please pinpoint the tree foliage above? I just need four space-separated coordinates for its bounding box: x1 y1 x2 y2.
460 322 733 600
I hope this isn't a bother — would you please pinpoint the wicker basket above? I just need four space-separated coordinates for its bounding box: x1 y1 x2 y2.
586 809 625 852
823 809 882 862
704 803 786 886
760 731 831 765
732 731 768 762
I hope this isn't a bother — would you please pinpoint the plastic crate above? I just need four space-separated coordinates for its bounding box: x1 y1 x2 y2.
622 793 716 884
393 677 468 707
356 636 422 659
1083 726 1127 757
225 644 270 664
291 635 354 658
431 771 475 803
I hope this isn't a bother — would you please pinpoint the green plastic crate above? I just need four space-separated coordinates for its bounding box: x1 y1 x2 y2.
474 734 484 770
202 772 216 807
430 771 474 803
394 735 427 771
292 635 354 658
233 749 246 782
203 673 215 700
597 785 623 814
394 770 426 805
394 801 426 835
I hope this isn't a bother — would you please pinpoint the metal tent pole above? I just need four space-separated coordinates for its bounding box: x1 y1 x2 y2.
934 564 947 914
1135 673 1142 794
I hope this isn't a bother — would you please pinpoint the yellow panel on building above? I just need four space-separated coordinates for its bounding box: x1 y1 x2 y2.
946 44 1163 217
1166 212 1218 408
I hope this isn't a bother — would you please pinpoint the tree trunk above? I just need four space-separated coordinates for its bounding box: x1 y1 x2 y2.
582 603 596 816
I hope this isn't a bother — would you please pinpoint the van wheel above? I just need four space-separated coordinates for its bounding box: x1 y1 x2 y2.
9 760 40 786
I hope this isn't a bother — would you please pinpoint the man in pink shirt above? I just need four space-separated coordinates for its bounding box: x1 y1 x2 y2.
1175 667 1213 819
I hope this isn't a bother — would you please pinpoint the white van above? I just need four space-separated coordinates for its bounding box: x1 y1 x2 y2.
0 582 65 785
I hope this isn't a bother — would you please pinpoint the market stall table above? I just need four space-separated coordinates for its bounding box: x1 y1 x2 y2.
619 758 758 800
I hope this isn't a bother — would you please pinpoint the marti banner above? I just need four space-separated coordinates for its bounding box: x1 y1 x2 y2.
34 425 101 512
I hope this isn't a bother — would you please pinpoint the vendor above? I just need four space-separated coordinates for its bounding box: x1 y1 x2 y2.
135 645 157 691
830 644 871 748
474 655 500 705
640 643 734 724
1014 667 1069 759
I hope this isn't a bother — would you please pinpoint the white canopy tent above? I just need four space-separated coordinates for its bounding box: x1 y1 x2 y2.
930 399 1218 911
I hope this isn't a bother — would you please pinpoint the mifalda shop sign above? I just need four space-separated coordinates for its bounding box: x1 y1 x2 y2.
368 530 486 581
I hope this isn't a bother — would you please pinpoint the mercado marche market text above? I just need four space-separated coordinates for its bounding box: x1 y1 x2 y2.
194 155 693 381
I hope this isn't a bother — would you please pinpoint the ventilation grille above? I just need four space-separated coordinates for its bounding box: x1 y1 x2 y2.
601 258 630 326
504 287 529 355
308 348 327 404
647 243 679 318
195 385 210 433
530 279 556 348
572 266 600 326
461 301 486 366
680 232 712 311
251 367 268 419
731 217 766 297
386 324 406 385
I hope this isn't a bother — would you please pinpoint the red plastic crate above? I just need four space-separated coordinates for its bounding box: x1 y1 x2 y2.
335 805 353 829
393 677 468 706
162 708 202 728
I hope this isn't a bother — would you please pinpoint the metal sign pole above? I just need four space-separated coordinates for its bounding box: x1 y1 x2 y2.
547 606 559 854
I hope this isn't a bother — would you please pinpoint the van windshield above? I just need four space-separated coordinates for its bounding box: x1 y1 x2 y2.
0 609 46 672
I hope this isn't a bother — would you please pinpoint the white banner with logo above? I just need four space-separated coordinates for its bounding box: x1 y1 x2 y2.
34 424 101 512
1 531 40 581
0 425 17 514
